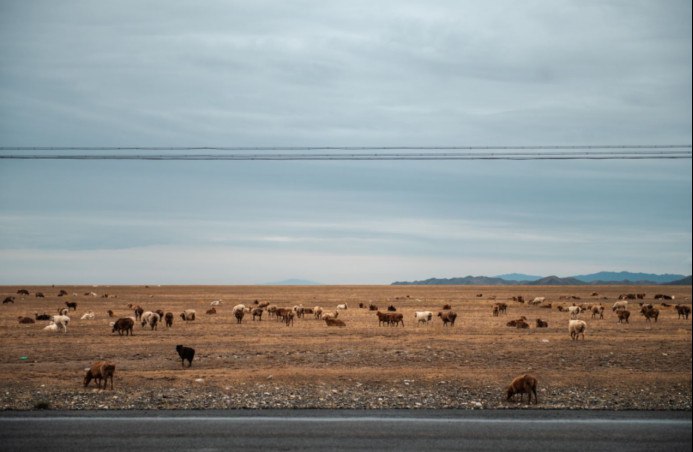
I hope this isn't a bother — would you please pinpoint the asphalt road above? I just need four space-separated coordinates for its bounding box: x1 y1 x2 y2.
1 410 690 451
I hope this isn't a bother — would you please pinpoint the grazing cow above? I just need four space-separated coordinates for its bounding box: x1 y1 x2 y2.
176 345 195 368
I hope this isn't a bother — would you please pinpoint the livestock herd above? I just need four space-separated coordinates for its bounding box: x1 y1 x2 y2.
3 287 691 404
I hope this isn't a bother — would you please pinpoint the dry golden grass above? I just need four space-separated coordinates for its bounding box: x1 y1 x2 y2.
0 284 691 409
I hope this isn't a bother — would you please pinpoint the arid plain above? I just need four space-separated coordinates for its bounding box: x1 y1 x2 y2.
0 284 690 410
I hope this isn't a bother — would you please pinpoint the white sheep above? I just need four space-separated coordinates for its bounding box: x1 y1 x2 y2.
43 322 61 332
231 304 249 314
141 311 160 330
80 310 95 320
612 300 628 312
210 299 222 306
567 306 581 319
569 319 587 340
51 315 70 333
336 303 348 310
414 311 433 325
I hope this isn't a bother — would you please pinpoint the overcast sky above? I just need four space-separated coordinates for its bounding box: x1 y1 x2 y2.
0 1 691 284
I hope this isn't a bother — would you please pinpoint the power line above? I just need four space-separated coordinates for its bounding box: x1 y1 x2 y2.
0 145 690 160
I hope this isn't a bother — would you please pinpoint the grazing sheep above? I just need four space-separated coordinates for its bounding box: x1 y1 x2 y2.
206 307 217 315
376 311 404 327
569 319 587 340
612 300 628 312
640 305 659 323
3 296 15 304
210 299 222 306
284 311 295 326
84 361 116 390
414 311 433 325
232 304 249 315
64 301 77 311
493 302 508 315
616 309 631 324
535 319 548 328
80 310 95 320
176 345 195 368
18 316 35 324
591 305 605 319
654 294 675 300
180 310 196 321
164 312 174 328
313 306 323 319
567 306 582 319
112 317 134 336
336 303 348 310
675 304 691 319
133 305 144 321
251 307 263 321
234 309 245 324
141 312 160 330
506 374 538 404
325 317 346 327
437 310 457 327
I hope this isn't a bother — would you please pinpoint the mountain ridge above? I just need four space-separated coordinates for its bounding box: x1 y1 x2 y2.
392 271 690 286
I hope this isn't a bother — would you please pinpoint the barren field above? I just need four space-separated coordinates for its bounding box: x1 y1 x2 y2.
0 285 690 411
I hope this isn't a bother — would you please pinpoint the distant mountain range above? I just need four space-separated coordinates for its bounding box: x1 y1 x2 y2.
392 271 691 286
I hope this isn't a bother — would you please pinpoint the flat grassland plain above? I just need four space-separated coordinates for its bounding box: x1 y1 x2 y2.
0 285 690 410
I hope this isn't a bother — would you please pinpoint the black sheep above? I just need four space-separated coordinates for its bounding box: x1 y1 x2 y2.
176 345 195 368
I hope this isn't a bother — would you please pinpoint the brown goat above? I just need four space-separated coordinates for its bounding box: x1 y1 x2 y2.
206 307 217 315
535 319 548 328
84 361 116 390
675 304 691 319
640 306 659 323
616 310 630 324
506 374 538 404
438 310 457 326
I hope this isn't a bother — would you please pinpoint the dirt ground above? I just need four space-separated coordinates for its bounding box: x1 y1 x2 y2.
0 284 690 410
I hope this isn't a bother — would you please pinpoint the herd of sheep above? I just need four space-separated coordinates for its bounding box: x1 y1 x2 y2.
5 287 691 404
